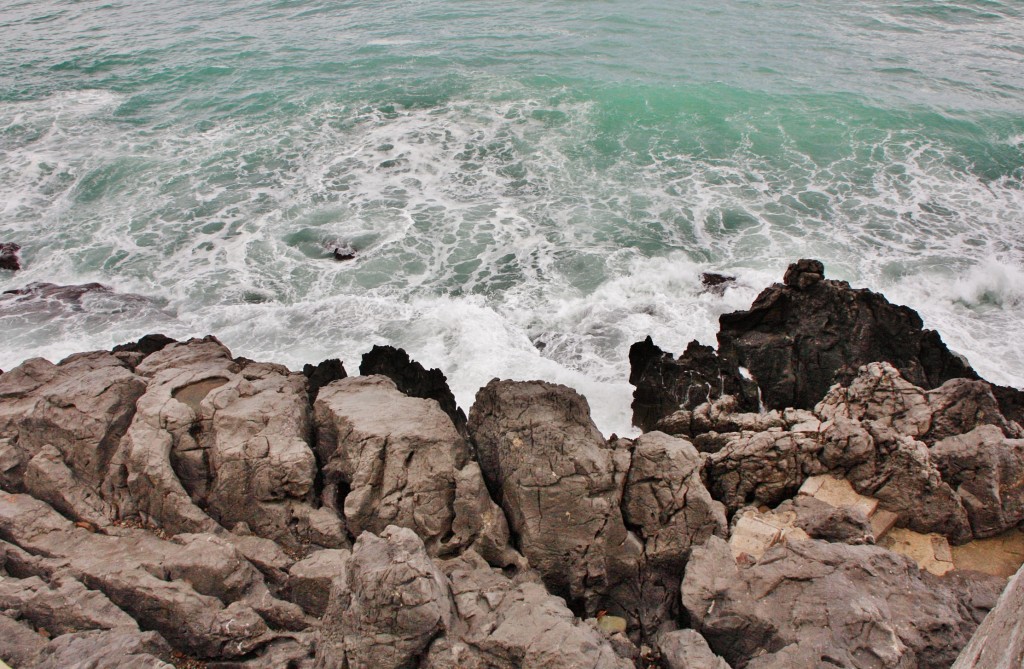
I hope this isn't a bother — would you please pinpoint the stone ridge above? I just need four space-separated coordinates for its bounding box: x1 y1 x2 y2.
0 262 1020 668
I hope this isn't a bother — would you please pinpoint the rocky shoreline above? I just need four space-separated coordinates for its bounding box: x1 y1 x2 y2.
0 260 1022 668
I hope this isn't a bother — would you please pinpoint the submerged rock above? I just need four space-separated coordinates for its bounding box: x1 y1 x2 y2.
0 242 21 271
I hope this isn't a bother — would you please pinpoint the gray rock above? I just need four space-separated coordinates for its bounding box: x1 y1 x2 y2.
682 535 1000 669
424 550 634 669
316 526 452 669
0 351 145 523
621 432 727 634
952 563 1024 669
314 375 512 562
658 629 730 669
0 613 47 667
932 425 1024 539
0 493 284 658
925 378 1019 442
104 338 345 550
285 549 350 617
32 629 174 669
778 496 874 544
469 379 642 623
704 429 826 512
0 572 137 635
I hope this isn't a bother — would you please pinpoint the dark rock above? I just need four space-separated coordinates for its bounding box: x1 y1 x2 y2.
0 242 21 271
717 260 978 411
333 248 356 261
682 535 1002 669
988 383 1024 430
700 272 736 295
628 337 760 432
360 345 467 436
301 357 347 402
781 258 824 289
112 334 178 358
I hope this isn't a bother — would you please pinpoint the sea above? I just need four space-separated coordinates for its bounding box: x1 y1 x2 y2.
2 0 1023 436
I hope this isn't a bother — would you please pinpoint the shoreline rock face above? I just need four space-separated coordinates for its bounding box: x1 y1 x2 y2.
1 261 1022 668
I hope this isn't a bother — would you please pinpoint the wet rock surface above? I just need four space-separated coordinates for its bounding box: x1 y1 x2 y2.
0 260 1021 668
0 242 22 271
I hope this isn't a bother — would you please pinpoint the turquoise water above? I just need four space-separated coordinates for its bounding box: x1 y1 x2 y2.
2 0 1023 434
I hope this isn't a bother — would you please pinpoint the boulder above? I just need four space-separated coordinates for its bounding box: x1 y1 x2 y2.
0 572 137 635
424 550 634 669
0 613 47 667
629 338 760 432
932 425 1024 539
360 345 467 436
682 535 1002 669
316 526 453 669
284 549 350 617
104 337 345 550
657 629 730 669
0 351 146 525
314 375 511 561
469 379 642 622
717 259 977 411
621 432 727 633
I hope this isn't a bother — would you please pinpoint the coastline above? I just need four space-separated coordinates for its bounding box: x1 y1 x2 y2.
1 260 1022 667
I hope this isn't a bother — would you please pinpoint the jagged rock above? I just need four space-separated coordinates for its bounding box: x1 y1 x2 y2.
0 493 290 658
208 636 315 668
469 379 642 623
104 338 345 550
629 338 760 432
0 242 21 271
301 358 346 403
932 425 1024 539
112 334 178 360
683 535 1002 669
0 572 137 635
360 344 467 436
0 351 146 525
657 629 730 669
0 613 47 667
424 550 634 669
700 272 736 295
621 432 727 634
317 526 452 669
925 378 1019 442
717 259 977 411
655 395 785 444
704 429 826 512
314 375 511 561
285 549 349 617
952 563 1024 669
32 629 174 669
450 461 524 569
